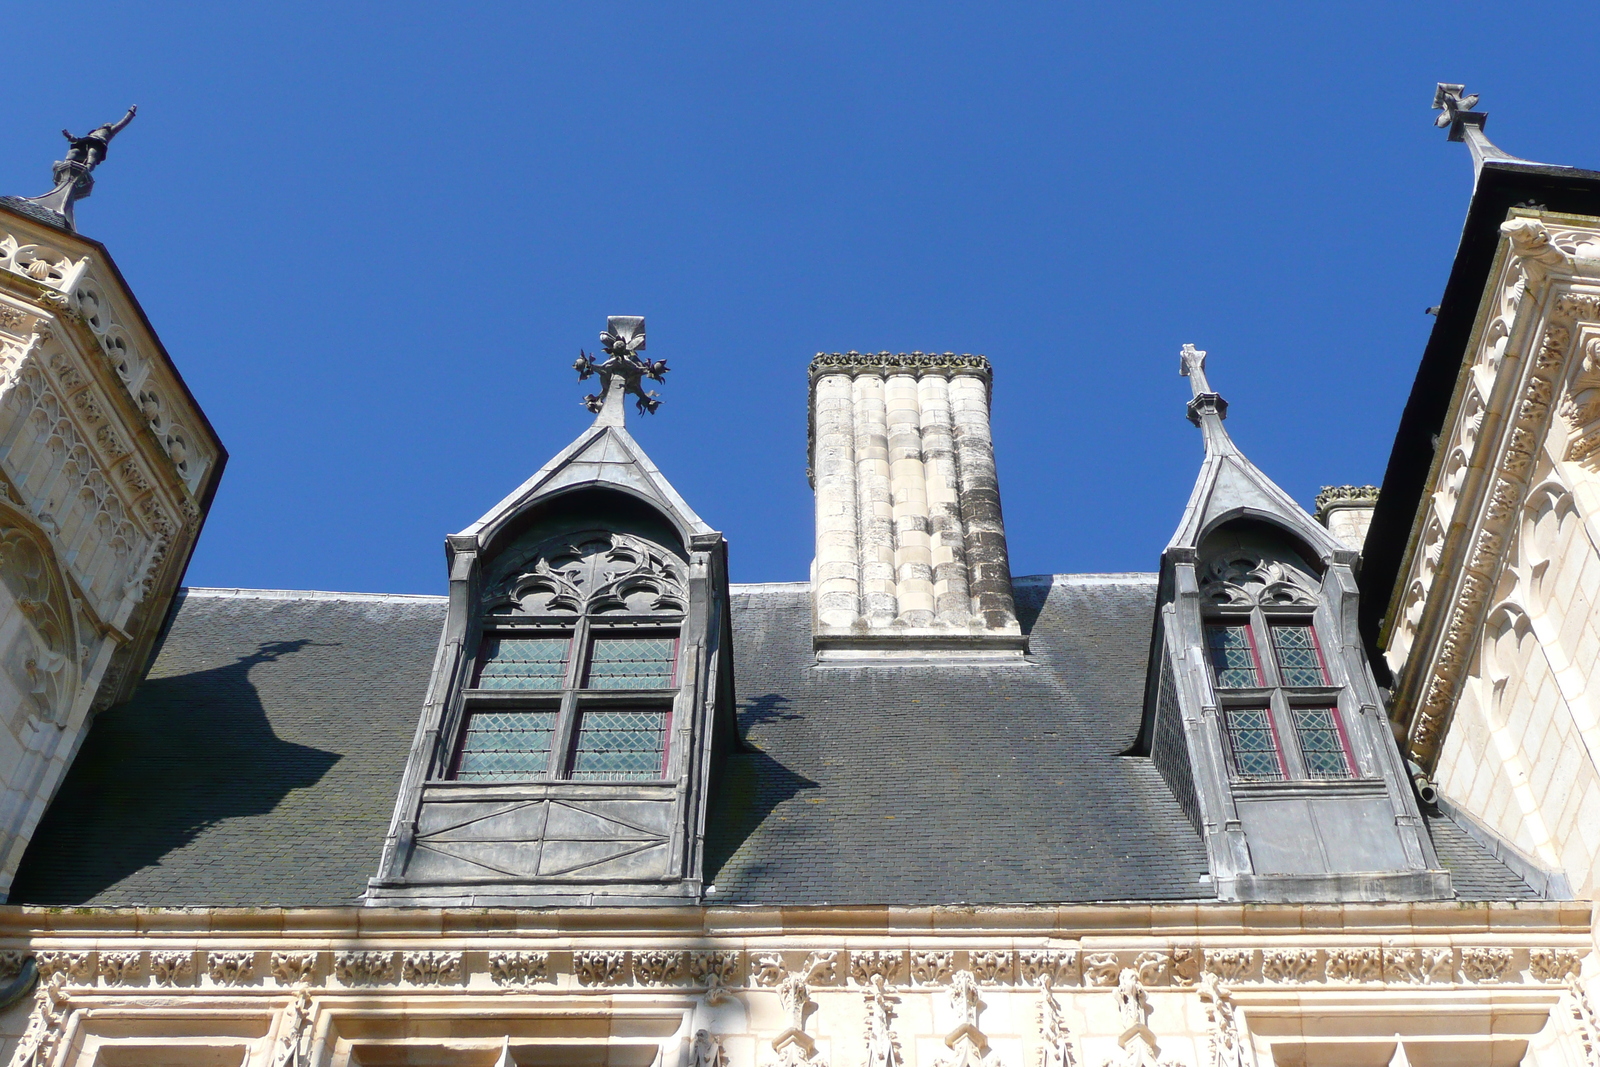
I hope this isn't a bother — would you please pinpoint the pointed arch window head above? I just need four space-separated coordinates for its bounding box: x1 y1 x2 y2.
450 530 686 784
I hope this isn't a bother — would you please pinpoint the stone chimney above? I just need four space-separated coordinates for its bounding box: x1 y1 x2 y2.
1315 485 1380 553
808 352 1023 660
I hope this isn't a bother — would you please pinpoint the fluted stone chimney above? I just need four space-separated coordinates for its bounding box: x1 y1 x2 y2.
1315 485 1379 554
808 351 1023 661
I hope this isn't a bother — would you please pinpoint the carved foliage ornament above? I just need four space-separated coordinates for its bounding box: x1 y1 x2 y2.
487 531 687 617
1197 553 1319 609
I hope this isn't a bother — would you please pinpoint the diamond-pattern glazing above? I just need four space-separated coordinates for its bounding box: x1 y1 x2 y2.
569 709 667 779
1271 624 1326 687
1291 707 1353 779
455 710 557 780
586 635 676 689
1223 708 1283 781
1206 624 1260 688
477 635 570 690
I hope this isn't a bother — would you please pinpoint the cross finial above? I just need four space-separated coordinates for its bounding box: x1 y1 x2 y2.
1178 343 1233 452
573 315 667 426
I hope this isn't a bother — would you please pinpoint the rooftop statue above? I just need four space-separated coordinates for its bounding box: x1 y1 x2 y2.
1 107 137 231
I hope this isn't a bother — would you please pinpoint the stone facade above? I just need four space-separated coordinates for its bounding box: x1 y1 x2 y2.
0 905 1591 1067
1381 212 1600 899
0 206 221 894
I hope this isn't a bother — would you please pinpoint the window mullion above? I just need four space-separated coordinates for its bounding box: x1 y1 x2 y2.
550 621 591 779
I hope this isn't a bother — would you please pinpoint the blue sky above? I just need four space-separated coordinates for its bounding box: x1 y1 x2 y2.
5 3 1598 593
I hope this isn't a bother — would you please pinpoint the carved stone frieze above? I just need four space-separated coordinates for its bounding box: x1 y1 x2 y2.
487 951 549 985
1382 948 1452 984
1261 949 1320 984
1203 950 1254 983
573 950 627 986
1082 952 1122 987
689 950 740 1002
912 950 954 985
402 951 462 985
207 951 255 985
1325 948 1383 984
969 951 1013 985
96 950 141 984
1531 949 1583 982
150 951 193 985
633 949 687 985
851 950 903 986
35 951 93 984
1460 947 1512 983
333 951 396 986
271 952 317 985
1020 949 1077 987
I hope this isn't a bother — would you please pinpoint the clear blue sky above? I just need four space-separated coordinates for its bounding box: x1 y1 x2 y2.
5 3 1597 593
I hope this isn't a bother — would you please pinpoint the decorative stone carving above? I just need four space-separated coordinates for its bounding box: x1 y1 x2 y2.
9 973 68 1067
270 952 316 985
912 950 954 985
969 951 1013 985
573 950 627 986
402 951 462 985
96 950 141 984
1105 968 1177 1067
851 950 903 986
207 952 254 985
764 954 832 1067
0 952 24 980
934 970 1000 1067
1261 950 1319 984
150 951 193 985
334 951 396 986
486 531 687 617
1197 553 1318 608
1203 950 1253 982
863 973 902 1067
689 951 740 1002
692 1030 729 1067
488 951 550 985
574 315 667 415
273 989 314 1067
1460 947 1512 983
1038 969 1078 1067
1531 949 1583 982
1567 978 1600 1067
1382 948 1452 984
1083 952 1122 987
1133 952 1170 986
634 950 687 985
1020 950 1076 987
35 951 93 984
753 952 788 987
1325 948 1382 984
1197 972 1249 1067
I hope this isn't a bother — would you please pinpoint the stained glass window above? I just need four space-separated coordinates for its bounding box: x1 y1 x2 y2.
1205 624 1260 688
477 636 570 690
1291 708 1353 779
455 710 558 780
586 635 677 689
568 709 669 780
1271 624 1327 687
1223 708 1284 781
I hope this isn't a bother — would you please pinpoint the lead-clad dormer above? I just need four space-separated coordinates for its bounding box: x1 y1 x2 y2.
366 317 737 907
1141 345 1449 902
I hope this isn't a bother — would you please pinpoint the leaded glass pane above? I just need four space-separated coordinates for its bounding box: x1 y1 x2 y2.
1223 708 1283 781
477 635 569 690
1292 707 1353 779
1272 624 1327 687
586 635 676 689
1205 624 1260 688
455 710 557 780
569 709 668 780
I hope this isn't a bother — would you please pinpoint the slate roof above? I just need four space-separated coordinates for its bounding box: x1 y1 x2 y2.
9 579 1539 906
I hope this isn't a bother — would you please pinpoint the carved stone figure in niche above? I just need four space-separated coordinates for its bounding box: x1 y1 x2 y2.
486 531 687 617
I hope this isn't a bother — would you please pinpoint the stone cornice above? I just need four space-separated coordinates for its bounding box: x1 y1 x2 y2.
808 351 993 382
1385 212 1600 769
1314 485 1379 521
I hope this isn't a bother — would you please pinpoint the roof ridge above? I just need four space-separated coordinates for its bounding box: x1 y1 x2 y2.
179 587 447 604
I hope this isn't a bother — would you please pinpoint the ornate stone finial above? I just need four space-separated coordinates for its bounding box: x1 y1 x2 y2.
1 108 137 232
573 315 668 424
1431 83 1526 178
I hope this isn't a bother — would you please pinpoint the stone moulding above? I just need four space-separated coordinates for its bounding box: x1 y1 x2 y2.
1381 212 1600 768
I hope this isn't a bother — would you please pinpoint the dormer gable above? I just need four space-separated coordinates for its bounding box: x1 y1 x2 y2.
366 318 736 906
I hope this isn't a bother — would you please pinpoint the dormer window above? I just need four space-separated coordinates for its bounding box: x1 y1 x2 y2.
449 531 687 784
1200 554 1355 783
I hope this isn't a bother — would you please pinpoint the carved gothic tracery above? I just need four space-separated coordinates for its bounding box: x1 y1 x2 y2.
1197 553 1319 608
486 531 687 617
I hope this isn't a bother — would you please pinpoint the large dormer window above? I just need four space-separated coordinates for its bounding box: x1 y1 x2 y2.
448 530 687 784
1200 552 1356 783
